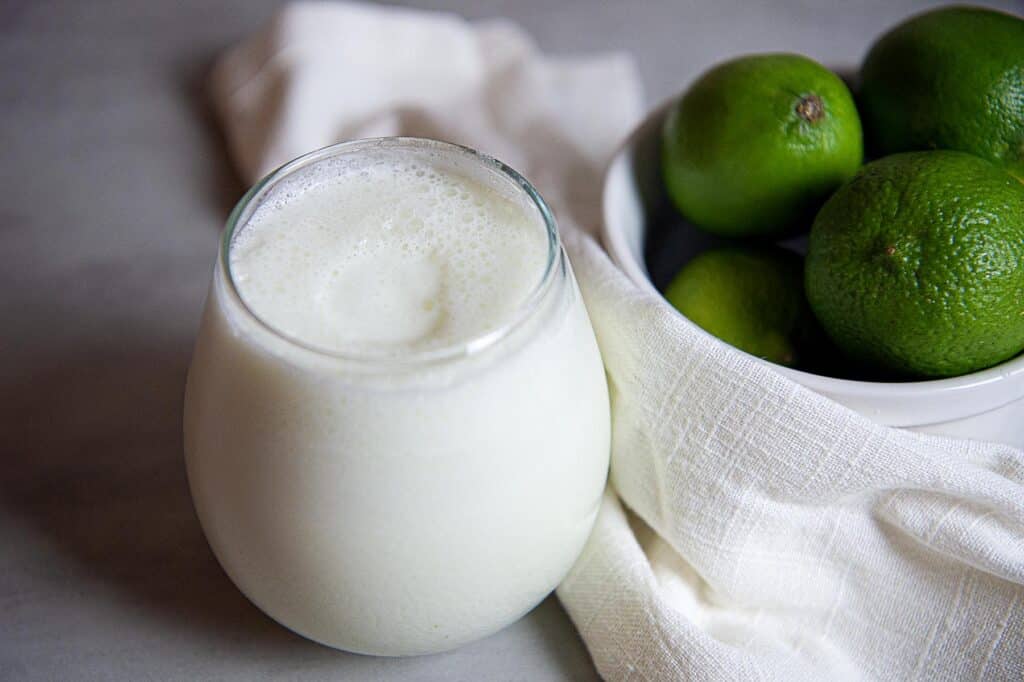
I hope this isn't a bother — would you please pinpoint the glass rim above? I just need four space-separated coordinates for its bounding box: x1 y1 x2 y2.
219 137 562 369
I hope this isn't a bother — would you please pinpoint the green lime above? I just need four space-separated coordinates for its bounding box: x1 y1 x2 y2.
859 6 1024 180
805 151 1024 378
665 247 820 367
661 53 863 238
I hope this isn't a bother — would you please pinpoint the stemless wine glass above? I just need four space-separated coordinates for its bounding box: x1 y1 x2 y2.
183 138 610 656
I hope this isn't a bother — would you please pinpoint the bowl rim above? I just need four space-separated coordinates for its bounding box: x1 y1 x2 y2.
599 100 1024 427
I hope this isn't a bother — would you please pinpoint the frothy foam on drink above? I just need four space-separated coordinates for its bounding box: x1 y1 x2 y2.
229 149 550 354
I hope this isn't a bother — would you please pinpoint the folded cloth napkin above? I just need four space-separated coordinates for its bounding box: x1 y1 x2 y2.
210 3 1024 679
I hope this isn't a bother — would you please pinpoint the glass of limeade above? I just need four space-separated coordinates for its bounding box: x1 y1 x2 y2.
183 137 611 656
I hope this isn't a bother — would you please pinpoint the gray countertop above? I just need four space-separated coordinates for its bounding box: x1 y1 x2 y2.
2 0 1018 679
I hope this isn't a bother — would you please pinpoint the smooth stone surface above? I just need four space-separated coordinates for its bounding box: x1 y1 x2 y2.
1 0 1018 680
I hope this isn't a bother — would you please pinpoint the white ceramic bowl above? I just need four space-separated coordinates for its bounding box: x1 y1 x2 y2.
601 103 1024 448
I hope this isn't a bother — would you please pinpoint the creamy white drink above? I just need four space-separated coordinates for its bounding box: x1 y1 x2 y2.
184 138 610 656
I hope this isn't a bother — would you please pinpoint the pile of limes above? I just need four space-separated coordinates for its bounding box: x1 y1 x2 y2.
660 5 1024 379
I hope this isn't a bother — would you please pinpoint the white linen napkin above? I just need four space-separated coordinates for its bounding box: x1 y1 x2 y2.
210 3 1024 679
